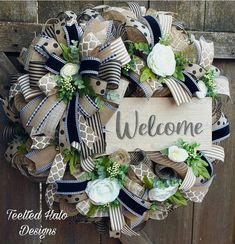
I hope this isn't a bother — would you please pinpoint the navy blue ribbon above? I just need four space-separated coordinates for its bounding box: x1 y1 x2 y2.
56 180 89 194
45 54 66 74
66 94 80 144
64 23 83 45
212 122 230 143
80 58 101 76
118 189 149 216
182 71 200 94
144 16 162 44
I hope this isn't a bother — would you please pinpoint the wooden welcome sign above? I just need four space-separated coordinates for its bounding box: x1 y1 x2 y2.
105 97 212 153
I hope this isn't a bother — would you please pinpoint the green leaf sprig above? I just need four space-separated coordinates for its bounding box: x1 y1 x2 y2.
143 175 154 189
176 139 210 179
55 74 85 103
168 191 187 206
159 34 170 46
60 40 80 64
87 200 120 217
134 42 151 55
140 66 157 83
87 156 129 187
63 148 80 175
173 52 190 81
143 176 182 190
54 74 101 104
123 42 151 76
201 69 217 98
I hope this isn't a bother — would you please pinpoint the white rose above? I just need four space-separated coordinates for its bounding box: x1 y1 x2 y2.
196 80 208 99
168 145 188 163
60 63 79 78
85 178 120 205
147 43 176 77
149 185 178 202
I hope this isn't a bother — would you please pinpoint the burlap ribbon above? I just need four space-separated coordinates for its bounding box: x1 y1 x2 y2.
194 36 214 70
25 145 57 173
147 151 188 178
182 176 215 203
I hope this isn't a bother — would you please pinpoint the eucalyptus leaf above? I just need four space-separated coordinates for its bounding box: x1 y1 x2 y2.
140 66 156 83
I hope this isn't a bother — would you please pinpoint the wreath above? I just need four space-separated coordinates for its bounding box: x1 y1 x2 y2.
2 2 231 238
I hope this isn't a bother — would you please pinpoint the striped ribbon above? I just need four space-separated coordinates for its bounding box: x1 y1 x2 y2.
109 205 139 237
128 71 154 98
98 60 122 90
127 2 142 19
29 61 48 88
179 167 197 191
201 144 225 162
158 13 172 36
20 96 45 133
109 206 125 231
164 78 191 106
18 74 43 101
147 151 188 178
81 156 95 172
43 25 56 39
97 37 131 66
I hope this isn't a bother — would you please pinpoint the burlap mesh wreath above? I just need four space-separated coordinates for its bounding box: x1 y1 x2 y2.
2 2 231 238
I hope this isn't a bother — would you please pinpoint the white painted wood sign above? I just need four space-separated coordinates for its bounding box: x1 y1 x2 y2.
105 97 212 153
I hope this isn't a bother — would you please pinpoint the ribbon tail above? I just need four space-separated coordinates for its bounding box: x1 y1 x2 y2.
201 144 225 162
78 113 98 149
164 78 191 106
47 153 66 184
109 205 139 237
45 184 57 209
